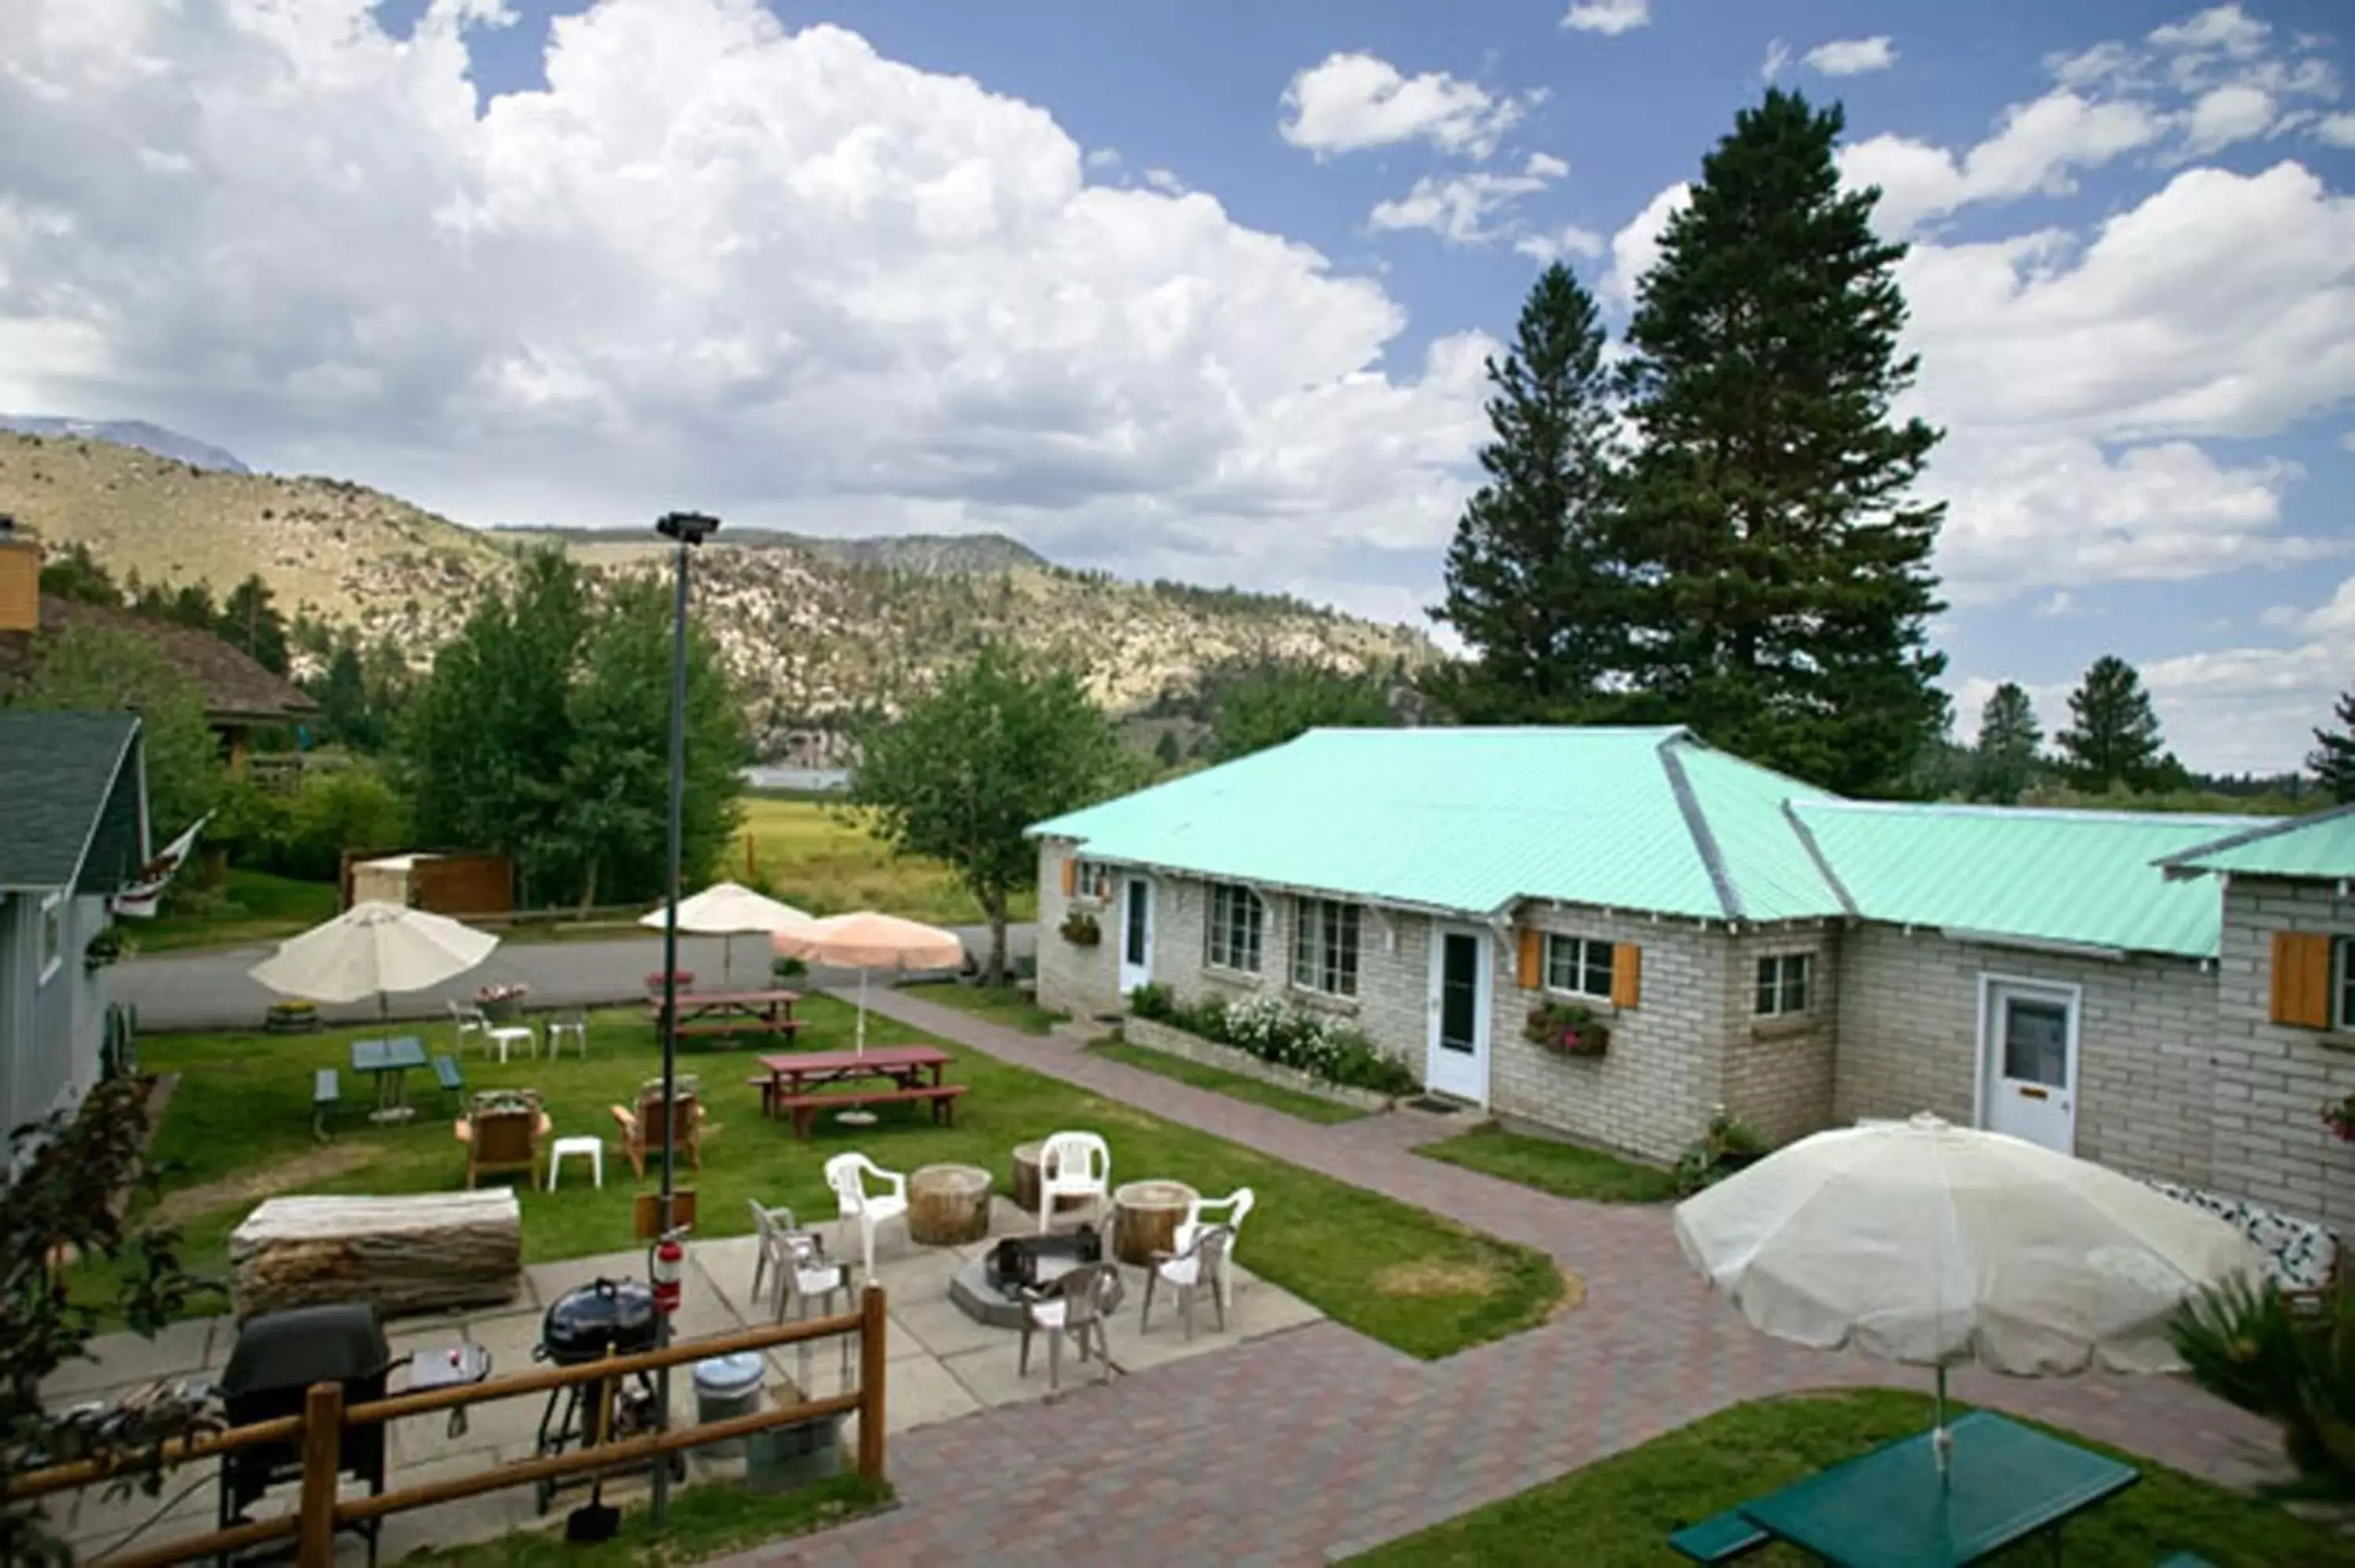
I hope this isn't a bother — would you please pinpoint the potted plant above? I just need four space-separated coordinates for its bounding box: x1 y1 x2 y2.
1524 1000 1610 1057
1059 910 1102 948
475 981 530 1023
2323 1093 2355 1144
264 999 322 1035
82 926 128 974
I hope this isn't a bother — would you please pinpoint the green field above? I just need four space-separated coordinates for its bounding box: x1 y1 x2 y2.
1417 1124 1682 1205
729 799 1037 926
114 997 1559 1360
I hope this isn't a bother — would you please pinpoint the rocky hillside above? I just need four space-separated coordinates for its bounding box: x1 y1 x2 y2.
0 430 1434 757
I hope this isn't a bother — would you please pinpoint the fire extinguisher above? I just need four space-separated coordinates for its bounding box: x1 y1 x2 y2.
650 1230 685 1318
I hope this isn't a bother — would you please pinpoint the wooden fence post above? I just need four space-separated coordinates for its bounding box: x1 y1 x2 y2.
298 1381 345 1568
856 1284 886 1482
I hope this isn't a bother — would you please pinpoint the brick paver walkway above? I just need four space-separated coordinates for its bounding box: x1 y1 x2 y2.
725 990 2287 1567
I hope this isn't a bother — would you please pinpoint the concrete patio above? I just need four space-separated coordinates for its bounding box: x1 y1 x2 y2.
37 1196 1318 1562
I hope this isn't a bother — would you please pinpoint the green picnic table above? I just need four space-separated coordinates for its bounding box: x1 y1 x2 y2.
1732 1409 2138 1566
349 1036 429 1125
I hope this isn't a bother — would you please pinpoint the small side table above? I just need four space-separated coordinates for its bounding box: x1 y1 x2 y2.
486 1024 536 1063
547 1136 604 1191
409 1342 492 1438
907 1164 992 1245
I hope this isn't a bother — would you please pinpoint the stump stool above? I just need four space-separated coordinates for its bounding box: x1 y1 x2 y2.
1112 1179 1199 1267
1011 1140 1101 1218
907 1163 992 1245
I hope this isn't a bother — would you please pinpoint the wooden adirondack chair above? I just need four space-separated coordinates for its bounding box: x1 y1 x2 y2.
455 1091 551 1189
612 1076 705 1180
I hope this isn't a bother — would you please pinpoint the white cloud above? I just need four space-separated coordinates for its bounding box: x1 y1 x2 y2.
1142 167 1186 195
2149 4 2270 61
1513 224 1605 263
1840 91 2165 234
1278 51 1524 159
2135 579 2355 771
1561 0 1649 37
1804 37 1897 77
2180 82 2276 154
1368 153 1568 246
1598 181 1688 306
0 0 1500 595
2032 590 2081 618
1762 40 1792 81
2318 111 2355 148
1084 147 1121 171
1524 151 1570 180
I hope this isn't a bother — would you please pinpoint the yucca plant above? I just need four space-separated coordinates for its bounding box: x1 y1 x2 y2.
2171 1273 2355 1485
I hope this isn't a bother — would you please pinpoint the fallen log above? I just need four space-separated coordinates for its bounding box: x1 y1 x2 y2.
229 1191 523 1321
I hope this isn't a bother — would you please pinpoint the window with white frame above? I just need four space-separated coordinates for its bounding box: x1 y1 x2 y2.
1755 953 1812 1017
1206 883 1265 974
1291 898 1361 998
1072 859 1113 904
1544 934 1615 999
38 892 64 986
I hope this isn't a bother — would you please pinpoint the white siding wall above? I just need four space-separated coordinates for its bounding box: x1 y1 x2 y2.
2210 877 2355 1227
0 889 109 1143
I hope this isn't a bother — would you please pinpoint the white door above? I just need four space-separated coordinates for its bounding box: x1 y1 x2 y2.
1981 979 2078 1154
1425 926 1491 1103
1118 877 1154 996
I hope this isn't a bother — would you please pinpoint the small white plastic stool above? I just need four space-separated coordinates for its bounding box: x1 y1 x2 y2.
486 1024 535 1063
547 1135 604 1191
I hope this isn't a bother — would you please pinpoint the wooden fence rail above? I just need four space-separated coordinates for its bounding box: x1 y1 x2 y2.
9 1287 888 1568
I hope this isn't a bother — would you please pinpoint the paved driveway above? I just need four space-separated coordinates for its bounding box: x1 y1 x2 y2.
721 987 2288 1568
113 924 1036 1032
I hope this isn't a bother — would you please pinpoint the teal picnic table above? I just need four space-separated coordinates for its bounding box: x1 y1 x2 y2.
349 1035 429 1125
1734 1410 2138 1566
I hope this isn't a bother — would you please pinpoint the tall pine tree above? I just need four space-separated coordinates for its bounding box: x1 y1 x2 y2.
2309 688 2355 804
1618 89 1947 796
1971 681 2042 804
2055 655 2165 793
1429 262 1625 721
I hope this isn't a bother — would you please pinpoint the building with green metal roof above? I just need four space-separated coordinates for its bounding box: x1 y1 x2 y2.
0 711 152 1137
1030 724 2354 1231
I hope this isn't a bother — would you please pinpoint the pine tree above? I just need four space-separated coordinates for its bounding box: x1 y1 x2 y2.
1429 262 1626 721
2055 655 2165 793
1972 682 2043 804
2309 689 2355 804
1617 89 1948 796
217 574 290 676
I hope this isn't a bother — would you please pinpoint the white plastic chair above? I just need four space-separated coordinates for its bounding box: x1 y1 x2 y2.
823 1153 909 1279
1183 1187 1255 1321
1036 1130 1111 1234
447 1000 484 1056
1018 1260 1122 1397
545 1008 589 1059
1140 1223 1236 1340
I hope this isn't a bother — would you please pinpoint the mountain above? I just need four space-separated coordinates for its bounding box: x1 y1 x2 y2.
0 430 1436 757
0 416 249 473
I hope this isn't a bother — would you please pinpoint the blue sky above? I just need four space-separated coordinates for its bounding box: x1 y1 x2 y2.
2 0 2352 771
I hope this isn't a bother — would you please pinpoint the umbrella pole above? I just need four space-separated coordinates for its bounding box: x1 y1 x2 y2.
1933 1364 1952 1477
856 966 868 1055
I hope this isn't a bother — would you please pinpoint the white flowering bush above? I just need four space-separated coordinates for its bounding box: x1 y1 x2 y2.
1149 989 1419 1096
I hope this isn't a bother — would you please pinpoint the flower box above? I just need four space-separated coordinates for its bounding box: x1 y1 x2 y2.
1059 911 1102 948
1525 1002 1609 1058
264 1000 322 1035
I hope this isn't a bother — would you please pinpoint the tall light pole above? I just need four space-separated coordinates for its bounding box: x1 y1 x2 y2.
649 509 717 1528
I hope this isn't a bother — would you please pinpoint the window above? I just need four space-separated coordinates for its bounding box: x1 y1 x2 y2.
1206 884 1265 974
1544 934 1615 999
38 892 64 986
1072 860 1113 904
1291 898 1361 998
1755 953 1812 1017
2341 938 2355 1032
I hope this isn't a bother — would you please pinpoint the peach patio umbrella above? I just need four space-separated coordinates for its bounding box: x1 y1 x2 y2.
769 911 965 1056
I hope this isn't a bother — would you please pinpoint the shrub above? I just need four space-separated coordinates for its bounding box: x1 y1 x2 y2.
1670 1106 1768 1196
1134 986 1419 1096
772 954 809 983
1126 981 1174 1021
2171 1273 2355 1483
280 766 407 882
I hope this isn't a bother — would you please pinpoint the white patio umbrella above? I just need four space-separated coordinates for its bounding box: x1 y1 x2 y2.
769 910 965 1055
248 899 501 1012
1674 1112 2262 1468
637 881 812 988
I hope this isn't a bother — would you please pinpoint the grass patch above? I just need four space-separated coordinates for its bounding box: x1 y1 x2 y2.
901 982 1064 1036
115 1000 1557 1359
1353 1389 2346 1567
137 869 339 953
1087 1039 1367 1126
398 1474 891 1566
731 800 1035 925
1417 1124 1680 1205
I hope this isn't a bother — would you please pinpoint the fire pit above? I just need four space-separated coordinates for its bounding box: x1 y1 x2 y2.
947 1227 1111 1329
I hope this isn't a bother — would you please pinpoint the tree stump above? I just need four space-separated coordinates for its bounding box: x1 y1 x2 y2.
1011 1143 1097 1217
229 1190 523 1321
907 1164 991 1245
1112 1180 1199 1267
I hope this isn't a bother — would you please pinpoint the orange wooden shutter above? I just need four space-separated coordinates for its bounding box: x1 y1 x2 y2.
1060 858 1078 898
1610 943 1642 1009
2271 931 2332 1028
1516 928 1542 989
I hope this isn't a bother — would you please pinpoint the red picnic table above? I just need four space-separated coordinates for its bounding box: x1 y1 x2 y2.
649 987 803 1044
751 1045 966 1139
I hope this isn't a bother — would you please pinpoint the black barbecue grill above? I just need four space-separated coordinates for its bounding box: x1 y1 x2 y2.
531 1278 679 1513
217 1304 392 1563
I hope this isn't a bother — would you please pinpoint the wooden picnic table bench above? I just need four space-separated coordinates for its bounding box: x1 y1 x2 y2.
649 986 802 1045
772 1082 969 1140
753 1044 960 1138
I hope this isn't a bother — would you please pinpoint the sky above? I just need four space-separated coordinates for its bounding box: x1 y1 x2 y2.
1 0 2351 775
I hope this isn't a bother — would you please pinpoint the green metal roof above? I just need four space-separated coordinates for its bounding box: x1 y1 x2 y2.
0 711 147 894
2156 804 2355 882
1029 727 1847 922
1791 801 2262 959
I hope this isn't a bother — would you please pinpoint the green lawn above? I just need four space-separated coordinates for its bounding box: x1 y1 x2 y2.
399 1475 891 1566
1353 1389 2350 1567
732 800 1036 925
1088 1038 1367 1126
121 999 1559 1360
137 868 339 954
1417 1124 1681 1205
900 982 1065 1036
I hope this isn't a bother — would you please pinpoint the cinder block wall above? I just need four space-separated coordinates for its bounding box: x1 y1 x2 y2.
1834 924 2217 1190
1033 838 1121 1020
2211 877 2355 1227
1718 922 1842 1149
